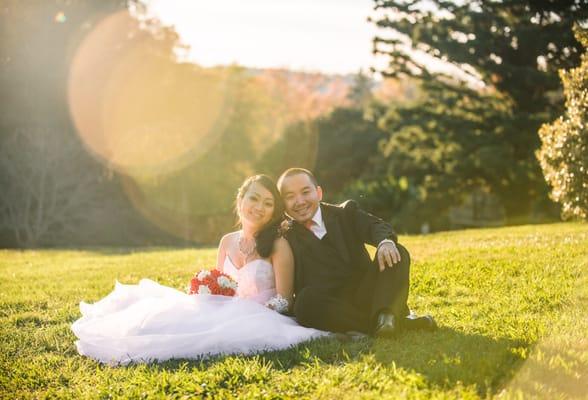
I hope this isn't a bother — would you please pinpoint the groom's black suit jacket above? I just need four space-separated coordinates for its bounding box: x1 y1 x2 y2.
285 200 398 295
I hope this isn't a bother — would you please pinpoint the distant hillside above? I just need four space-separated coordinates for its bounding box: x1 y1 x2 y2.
245 67 418 120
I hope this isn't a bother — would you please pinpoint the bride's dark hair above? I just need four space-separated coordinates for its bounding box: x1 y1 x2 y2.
236 174 285 258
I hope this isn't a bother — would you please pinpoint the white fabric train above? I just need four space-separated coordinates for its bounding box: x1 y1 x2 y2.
71 258 328 365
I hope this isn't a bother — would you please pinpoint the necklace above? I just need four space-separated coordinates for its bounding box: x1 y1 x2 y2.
238 232 257 260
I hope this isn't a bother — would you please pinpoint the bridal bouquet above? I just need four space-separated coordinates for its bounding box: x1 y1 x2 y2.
188 269 238 296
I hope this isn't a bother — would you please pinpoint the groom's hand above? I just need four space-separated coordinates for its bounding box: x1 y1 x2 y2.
376 241 401 271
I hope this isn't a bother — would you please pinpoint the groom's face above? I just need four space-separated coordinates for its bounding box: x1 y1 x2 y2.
280 173 322 224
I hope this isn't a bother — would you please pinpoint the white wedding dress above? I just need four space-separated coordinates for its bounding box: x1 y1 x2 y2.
71 257 328 365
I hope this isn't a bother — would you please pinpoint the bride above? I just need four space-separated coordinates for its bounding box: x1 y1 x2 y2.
71 175 328 365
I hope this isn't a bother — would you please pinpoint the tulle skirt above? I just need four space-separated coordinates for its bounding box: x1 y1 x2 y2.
71 279 329 365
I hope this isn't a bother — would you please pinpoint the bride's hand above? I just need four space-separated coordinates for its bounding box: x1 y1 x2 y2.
265 294 289 314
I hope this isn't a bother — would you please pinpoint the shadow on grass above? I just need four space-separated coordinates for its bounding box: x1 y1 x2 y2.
369 327 526 394
150 326 525 396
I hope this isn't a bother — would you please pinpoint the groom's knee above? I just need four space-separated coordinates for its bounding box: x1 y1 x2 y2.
396 243 411 270
374 243 410 274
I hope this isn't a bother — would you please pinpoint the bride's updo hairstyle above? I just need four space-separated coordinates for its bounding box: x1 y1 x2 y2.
236 175 285 258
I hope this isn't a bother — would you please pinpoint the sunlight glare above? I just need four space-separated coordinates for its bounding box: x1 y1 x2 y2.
68 10 231 179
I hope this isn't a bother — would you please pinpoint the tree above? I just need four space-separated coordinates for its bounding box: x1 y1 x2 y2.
537 27 588 220
371 0 588 223
373 0 586 108
0 1 187 247
314 107 384 193
0 127 107 246
125 66 351 244
0 1 129 246
257 72 387 194
0 1 128 130
347 70 374 109
338 175 418 231
257 120 319 178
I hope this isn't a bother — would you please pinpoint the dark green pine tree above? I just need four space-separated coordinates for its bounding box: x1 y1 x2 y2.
371 0 588 223
347 70 375 109
314 107 385 194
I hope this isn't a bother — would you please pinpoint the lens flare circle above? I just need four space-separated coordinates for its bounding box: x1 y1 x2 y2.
68 10 230 178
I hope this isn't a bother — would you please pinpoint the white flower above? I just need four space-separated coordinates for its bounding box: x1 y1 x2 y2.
197 270 211 281
217 276 235 289
197 285 211 295
217 276 229 288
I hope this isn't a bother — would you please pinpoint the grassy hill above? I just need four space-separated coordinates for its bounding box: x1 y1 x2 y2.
1 222 587 399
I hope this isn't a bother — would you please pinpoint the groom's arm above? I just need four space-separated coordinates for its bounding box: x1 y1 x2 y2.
343 200 404 271
342 200 397 246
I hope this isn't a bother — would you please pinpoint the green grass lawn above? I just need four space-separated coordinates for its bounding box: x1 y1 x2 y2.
1 223 587 399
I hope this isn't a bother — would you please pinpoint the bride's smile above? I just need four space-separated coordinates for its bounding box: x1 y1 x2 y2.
238 182 275 229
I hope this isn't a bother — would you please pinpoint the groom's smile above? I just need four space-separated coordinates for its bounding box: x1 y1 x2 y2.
279 173 323 224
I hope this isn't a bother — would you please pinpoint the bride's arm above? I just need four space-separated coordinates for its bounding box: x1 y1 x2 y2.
216 233 231 272
269 237 295 311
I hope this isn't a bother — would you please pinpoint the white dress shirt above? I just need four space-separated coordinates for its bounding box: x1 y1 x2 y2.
306 207 327 239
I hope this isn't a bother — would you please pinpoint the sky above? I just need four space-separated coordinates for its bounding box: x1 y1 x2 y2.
144 0 383 75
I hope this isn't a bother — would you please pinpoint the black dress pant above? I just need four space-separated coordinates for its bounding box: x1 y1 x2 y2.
293 244 411 334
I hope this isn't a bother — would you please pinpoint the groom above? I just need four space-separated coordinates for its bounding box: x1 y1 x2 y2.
277 167 436 337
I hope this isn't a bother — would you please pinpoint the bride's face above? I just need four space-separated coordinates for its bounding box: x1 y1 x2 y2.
238 182 275 229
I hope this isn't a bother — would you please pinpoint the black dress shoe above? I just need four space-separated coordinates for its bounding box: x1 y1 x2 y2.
373 312 399 338
403 314 438 331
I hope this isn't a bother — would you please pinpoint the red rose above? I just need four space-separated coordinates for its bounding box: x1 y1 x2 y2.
188 269 237 297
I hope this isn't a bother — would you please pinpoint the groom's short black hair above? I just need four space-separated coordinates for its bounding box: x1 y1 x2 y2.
277 168 319 191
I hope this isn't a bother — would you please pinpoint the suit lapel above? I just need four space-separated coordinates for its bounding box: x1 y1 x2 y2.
321 204 351 264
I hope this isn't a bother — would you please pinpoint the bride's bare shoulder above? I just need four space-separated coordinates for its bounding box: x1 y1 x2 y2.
219 231 240 248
